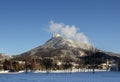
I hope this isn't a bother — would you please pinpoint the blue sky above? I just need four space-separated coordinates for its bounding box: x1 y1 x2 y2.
0 0 120 55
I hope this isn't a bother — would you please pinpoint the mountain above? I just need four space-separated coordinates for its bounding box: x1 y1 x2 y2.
18 34 120 57
11 34 120 71
0 53 10 61
105 52 120 57
42 34 91 50
19 34 93 58
17 34 120 64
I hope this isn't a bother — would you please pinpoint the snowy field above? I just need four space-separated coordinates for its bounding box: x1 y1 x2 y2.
0 72 120 82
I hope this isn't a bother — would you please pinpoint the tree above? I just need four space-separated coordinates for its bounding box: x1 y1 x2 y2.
42 57 53 73
3 59 9 70
23 55 34 73
62 56 73 73
0 61 3 70
88 46 98 74
117 58 120 71
77 58 86 72
3 59 13 70
12 61 20 72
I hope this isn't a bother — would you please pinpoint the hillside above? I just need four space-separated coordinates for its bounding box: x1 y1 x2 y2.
18 35 93 58
0 53 10 61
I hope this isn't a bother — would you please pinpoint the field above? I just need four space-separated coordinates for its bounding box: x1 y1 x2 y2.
0 72 120 82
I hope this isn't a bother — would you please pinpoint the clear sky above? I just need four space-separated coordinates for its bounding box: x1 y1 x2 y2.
0 0 120 55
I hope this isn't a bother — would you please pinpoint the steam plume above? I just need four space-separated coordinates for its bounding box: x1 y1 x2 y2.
49 21 89 44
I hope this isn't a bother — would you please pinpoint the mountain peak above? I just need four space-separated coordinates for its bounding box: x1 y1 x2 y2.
19 34 93 57
52 33 61 38
43 34 92 50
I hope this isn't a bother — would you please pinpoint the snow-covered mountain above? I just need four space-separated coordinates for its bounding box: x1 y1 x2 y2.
42 34 91 50
19 34 93 58
13 34 120 69
18 34 120 62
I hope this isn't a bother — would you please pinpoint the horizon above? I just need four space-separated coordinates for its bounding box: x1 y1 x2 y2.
0 0 120 55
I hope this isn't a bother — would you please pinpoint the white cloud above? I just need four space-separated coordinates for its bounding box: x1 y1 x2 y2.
49 21 90 44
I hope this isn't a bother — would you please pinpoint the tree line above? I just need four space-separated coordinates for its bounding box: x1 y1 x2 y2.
0 49 120 73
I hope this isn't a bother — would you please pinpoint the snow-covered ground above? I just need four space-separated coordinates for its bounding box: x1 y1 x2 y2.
0 71 120 82
33 69 107 73
0 70 25 74
0 69 107 74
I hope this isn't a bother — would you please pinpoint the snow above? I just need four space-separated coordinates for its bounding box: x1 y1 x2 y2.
32 69 107 73
53 33 61 38
0 71 120 82
66 39 74 44
0 70 9 74
0 71 25 74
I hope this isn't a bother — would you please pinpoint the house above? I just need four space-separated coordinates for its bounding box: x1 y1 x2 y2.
101 60 118 71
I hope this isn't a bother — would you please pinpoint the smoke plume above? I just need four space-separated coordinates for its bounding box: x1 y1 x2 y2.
49 21 89 44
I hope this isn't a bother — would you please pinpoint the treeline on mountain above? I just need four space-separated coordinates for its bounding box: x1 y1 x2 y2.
0 50 120 72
